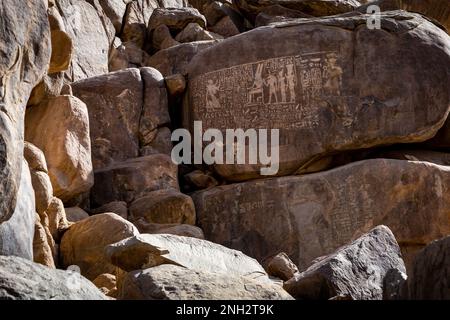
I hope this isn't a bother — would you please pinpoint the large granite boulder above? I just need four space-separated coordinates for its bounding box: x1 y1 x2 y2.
0 0 51 222
0 255 106 300
184 11 450 181
284 226 406 300
118 264 293 300
193 159 450 270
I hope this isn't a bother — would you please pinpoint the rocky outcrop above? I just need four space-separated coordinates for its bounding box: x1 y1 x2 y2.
0 255 106 300
0 0 51 223
184 12 450 181
118 264 293 300
284 226 406 300
194 159 450 270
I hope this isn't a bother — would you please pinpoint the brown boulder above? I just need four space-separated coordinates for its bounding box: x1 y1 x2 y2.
266 252 299 281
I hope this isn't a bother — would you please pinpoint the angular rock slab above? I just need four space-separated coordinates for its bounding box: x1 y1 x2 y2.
118 264 293 300
402 235 450 300
193 159 450 270
106 234 269 282
184 12 450 181
0 256 106 300
0 0 51 222
284 226 406 300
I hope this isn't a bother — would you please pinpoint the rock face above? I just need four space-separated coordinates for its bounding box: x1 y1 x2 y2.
194 159 450 270
266 252 299 281
0 162 35 259
402 236 450 300
118 264 293 300
284 226 406 300
358 0 450 32
106 234 269 282
184 12 450 181
25 95 94 203
60 213 139 281
91 155 178 207
55 0 110 81
235 0 361 22
0 0 51 222
0 255 106 300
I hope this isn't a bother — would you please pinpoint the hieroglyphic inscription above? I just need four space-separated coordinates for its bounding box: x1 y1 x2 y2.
190 52 343 130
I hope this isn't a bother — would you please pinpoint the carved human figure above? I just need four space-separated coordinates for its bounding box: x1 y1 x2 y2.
324 53 343 96
206 79 220 110
278 69 287 103
265 72 278 104
248 63 264 104
286 64 296 102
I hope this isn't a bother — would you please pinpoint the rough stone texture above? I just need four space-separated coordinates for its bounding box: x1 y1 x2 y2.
255 5 311 27
91 201 128 220
60 213 139 281
267 252 299 281
148 8 207 34
165 73 186 97
25 95 94 202
175 23 223 42
235 0 361 22
97 0 133 33
194 159 450 270
132 219 205 239
91 155 179 207
65 207 90 223
140 127 173 156
209 16 240 37
45 197 71 242
0 0 51 223
185 170 219 190
30 170 53 214
401 236 450 300
27 73 64 107
357 0 450 32
93 273 117 297
72 69 143 170
55 0 110 81
284 226 406 300
140 67 170 146
118 264 294 300
122 0 159 48
0 162 35 260
152 24 180 51
184 12 450 181
129 189 196 225
48 30 73 74
146 41 220 77
383 268 407 300
0 255 107 300
24 142 48 173
33 214 56 268
106 234 269 283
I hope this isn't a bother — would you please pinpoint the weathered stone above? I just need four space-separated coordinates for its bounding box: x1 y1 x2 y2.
48 30 73 74
140 67 170 146
357 0 450 32
175 23 223 42
91 201 128 220
122 0 159 48
55 0 110 81
132 219 205 239
27 72 65 107
0 162 35 260
60 213 139 281
0 0 51 223
0 255 106 300
284 226 406 300
93 273 117 297
152 25 179 52
235 0 361 22
25 95 94 202
266 252 299 281
24 142 48 173
184 170 219 190
129 189 196 225
140 127 173 156
148 8 207 34
118 264 293 300
97 0 133 33
86 0 117 46
65 207 89 223
106 234 269 282
91 155 178 207
401 235 450 300
194 159 450 270
165 73 186 96
33 214 56 268
72 68 143 169
209 16 240 37
30 170 53 214
383 268 407 300
45 197 71 242
146 41 219 77
371 149 450 166
255 5 311 27
184 12 450 181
